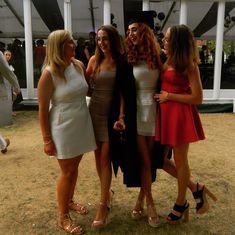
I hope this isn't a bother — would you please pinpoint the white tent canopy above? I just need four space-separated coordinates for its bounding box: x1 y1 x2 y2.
0 0 234 106
1 0 235 40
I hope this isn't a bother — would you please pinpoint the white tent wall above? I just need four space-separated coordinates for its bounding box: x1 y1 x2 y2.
0 0 49 40
56 0 124 38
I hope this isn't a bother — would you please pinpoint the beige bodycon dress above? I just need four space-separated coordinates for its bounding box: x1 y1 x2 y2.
89 70 116 142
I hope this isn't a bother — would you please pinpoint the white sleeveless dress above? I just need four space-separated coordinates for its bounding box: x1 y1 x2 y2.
133 61 159 136
47 63 96 159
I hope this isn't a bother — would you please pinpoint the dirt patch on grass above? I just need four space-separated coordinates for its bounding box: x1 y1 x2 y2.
0 111 234 235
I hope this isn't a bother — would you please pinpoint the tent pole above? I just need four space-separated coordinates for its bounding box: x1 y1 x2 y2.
213 0 225 99
23 0 34 100
180 0 188 25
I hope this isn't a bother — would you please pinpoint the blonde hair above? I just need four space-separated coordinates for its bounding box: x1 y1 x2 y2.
43 29 82 79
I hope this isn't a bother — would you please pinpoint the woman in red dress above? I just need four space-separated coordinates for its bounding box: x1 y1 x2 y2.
155 25 217 224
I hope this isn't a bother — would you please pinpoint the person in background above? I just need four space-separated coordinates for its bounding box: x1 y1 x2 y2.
38 29 96 234
0 51 20 153
0 50 20 95
199 45 207 65
156 32 167 64
75 37 90 68
34 39 46 70
154 25 217 224
10 39 26 87
0 133 10 154
4 50 23 109
87 31 96 57
34 39 46 86
121 19 162 227
3 50 14 71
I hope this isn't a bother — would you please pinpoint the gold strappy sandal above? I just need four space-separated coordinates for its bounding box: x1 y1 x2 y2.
58 213 84 234
69 200 88 215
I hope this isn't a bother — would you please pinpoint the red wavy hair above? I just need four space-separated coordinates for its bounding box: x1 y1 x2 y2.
125 23 162 70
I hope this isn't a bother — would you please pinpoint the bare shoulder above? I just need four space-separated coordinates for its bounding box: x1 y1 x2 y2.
86 55 96 73
163 63 173 71
162 63 168 71
188 62 199 73
187 63 201 86
88 55 96 66
37 69 54 102
39 68 50 79
38 68 53 88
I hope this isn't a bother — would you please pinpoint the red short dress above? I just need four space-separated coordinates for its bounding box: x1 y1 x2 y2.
155 70 205 147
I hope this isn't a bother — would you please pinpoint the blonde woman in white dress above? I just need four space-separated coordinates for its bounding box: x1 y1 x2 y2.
38 29 96 234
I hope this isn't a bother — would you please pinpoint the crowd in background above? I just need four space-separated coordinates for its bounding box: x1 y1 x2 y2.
1 28 235 93
0 31 97 89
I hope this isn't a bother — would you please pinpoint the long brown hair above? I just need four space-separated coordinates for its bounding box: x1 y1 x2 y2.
167 24 200 74
94 25 122 69
125 23 162 70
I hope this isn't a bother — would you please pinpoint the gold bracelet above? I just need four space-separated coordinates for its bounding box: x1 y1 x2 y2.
43 135 51 138
166 92 169 100
43 135 51 141
44 140 52 145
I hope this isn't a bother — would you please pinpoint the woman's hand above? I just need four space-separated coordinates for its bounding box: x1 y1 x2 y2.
154 90 169 103
44 141 56 156
113 118 126 132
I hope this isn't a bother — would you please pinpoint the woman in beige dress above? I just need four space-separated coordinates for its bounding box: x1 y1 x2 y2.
86 25 123 228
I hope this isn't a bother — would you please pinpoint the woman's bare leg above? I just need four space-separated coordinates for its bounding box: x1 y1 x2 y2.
93 142 112 224
163 148 200 193
173 144 190 205
57 155 82 215
135 135 159 226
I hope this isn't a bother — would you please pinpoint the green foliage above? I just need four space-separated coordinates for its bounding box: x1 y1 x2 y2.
207 40 234 55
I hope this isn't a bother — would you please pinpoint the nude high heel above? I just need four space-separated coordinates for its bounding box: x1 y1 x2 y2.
91 202 110 229
131 199 144 220
147 204 160 227
193 183 217 214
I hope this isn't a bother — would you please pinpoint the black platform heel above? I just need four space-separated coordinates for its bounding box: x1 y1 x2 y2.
167 201 189 224
193 183 217 214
